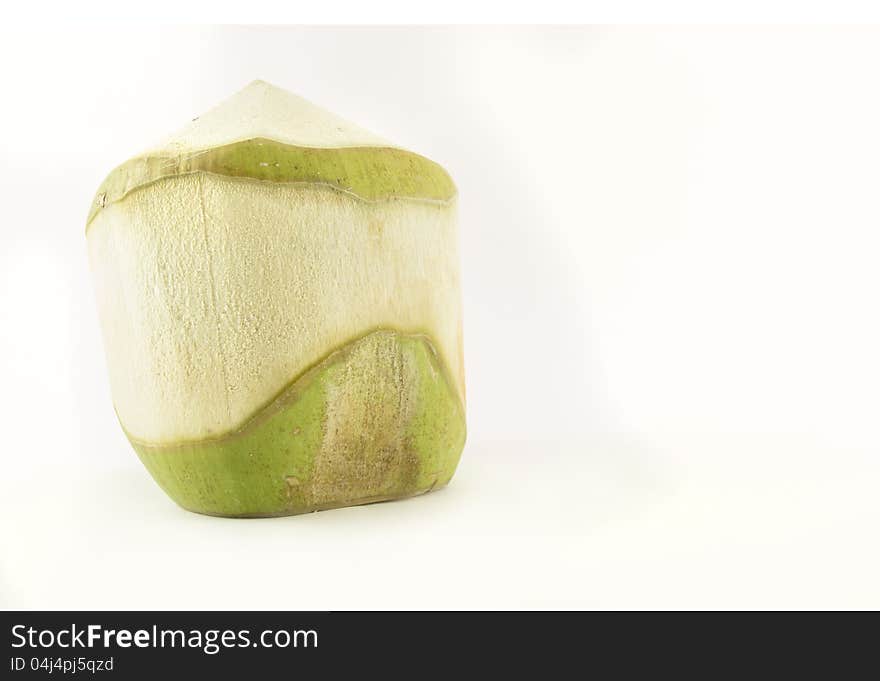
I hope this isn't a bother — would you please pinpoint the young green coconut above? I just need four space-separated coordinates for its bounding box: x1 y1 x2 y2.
86 80 466 517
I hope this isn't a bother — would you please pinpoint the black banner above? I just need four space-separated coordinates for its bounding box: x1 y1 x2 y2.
0 611 872 677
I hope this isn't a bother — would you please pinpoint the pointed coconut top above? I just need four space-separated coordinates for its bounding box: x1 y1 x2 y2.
151 80 392 153
87 80 455 230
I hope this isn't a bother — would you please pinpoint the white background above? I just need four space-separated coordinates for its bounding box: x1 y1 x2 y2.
2 25 880 609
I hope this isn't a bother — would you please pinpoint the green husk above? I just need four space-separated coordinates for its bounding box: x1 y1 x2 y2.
129 330 466 517
87 138 456 231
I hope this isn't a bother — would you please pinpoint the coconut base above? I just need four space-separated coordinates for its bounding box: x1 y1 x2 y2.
129 330 466 517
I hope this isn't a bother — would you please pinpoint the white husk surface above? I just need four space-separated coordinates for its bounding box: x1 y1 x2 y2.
87 82 462 445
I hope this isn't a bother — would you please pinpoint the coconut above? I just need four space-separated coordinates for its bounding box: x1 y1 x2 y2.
86 81 466 517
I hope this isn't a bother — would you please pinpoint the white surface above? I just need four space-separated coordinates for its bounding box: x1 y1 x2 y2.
3 438 879 609
3 26 880 609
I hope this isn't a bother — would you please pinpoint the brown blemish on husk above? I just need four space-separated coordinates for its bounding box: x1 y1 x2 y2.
307 331 420 507
284 475 301 500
